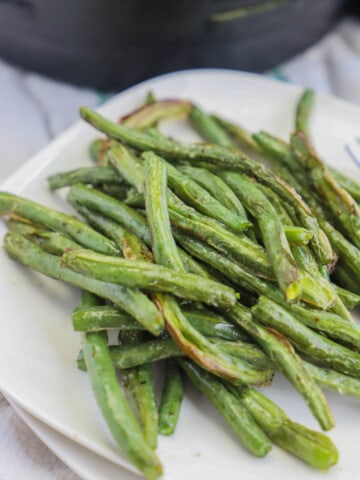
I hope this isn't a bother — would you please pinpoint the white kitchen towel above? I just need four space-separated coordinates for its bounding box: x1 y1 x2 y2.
0 16 360 480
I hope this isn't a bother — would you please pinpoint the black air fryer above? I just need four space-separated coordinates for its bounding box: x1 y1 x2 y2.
0 0 348 89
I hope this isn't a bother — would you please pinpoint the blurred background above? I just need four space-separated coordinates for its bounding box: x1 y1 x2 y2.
0 1 360 479
0 0 356 89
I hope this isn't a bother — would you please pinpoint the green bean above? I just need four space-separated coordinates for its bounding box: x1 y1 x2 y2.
291 131 360 248
90 141 262 277
68 183 209 278
7 219 81 255
48 166 122 190
319 218 360 278
295 89 315 135
4 232 163 335
284 225 313 246
97 139 251 235
211 115 261 153
257 183 293 224
183 309 250 342
144 153 269 385
101 184 129 201
72 305 141 332
331 284 360 309
77 337 273 384
72 304 249 341
149 155 252 233
178 165 248 218
68 202 153 261
119 331 158 450
175 233 360 348
229 384 338 469
7 219 48 236
219 171 302 300
68 184 151 243
79 107 333 264
158 360 184 435
80 293 162 479
332 262 360 295
291 244 350 320
253 296 360 376
112 338 181 368
145 91 156 105
143 151 184 270
0 192 120 256
179 359 272 457
124 188 146 208
190 105 237 148
227 303 334 431
214 339 274 371
107 144 145 193
62 249 237 308
306 361 360 398
252 131 305 185
170 209 273 279
120 99 192 129
329 167 360 203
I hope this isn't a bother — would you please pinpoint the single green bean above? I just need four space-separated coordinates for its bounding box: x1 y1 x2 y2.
320 218 360 278
284 225 313 246
306 361 360 398
332 262 360 295
72 305 141 332
190 105 237 148
295 89 315 135
143 151 184 270
107 144 145 193
101 184 129 201
80 294 162 479
158 360 184 435
183 309 250 342
119 331 159 450
48 166 122 190
329 167 360 203
0 192 120 256
211 115 261 153
120 99 192 128
62 248 237 309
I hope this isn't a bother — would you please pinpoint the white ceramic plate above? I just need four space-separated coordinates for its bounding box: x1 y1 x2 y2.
0 70 359 480
7 394 141 480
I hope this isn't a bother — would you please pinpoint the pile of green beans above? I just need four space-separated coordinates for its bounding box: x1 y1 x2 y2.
2 89 360 478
